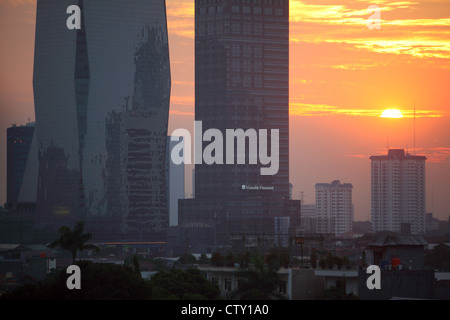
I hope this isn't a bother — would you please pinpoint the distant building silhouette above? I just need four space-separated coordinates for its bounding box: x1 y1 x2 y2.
6 123 35 206
300 203 316 233
315 180 354 235
33 0 171 241
370 149 427 234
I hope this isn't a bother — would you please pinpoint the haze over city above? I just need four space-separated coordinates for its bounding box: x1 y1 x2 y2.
1 0 449 222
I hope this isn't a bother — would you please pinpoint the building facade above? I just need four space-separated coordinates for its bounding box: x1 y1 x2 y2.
6 123 35 206
167 137 185 227
33 0 171 241
315 180 354 235
370 149 426 235
179 0 300 250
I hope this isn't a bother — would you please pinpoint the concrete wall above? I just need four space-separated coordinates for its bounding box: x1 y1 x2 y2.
358 269 434 300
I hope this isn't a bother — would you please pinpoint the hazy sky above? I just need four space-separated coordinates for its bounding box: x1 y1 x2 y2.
1 0 449 221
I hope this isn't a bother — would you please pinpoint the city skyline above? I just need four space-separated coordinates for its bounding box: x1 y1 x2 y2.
1 0 450 222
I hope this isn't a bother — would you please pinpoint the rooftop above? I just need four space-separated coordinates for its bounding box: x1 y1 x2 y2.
370 149 427 161
368 235 428 247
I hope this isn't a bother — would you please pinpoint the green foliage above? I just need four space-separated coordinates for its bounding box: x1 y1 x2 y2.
132 255 141 275
1 262 221 300
178 253 197 265
149 268 220 300
233 252 285 300
334 256 343 269
326 252 334 269
318 258 326 269
198 253 210 264
1 260 151 300
425 244 450 270
266 247 290 270
225 251 235 267
211 252 224 266
237 251 252 270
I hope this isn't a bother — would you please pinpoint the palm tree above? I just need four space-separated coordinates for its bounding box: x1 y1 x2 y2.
48 221 99 264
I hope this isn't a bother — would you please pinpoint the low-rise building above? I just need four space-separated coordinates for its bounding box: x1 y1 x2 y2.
198 265 324 300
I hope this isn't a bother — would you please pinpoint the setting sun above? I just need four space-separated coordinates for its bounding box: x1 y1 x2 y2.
380 109 403 118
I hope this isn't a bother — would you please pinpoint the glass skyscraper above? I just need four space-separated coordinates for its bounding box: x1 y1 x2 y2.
33 0 171 241
194 0 290 200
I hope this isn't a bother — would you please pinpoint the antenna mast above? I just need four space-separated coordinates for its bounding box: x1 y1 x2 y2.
414 102 416 155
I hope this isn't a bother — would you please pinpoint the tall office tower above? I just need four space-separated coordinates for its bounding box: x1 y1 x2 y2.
195 0 289 200
6 123 35 206
166 137 185 226
315 180 354 235
33 0 171 241
179 0 300 250
370 149 426 235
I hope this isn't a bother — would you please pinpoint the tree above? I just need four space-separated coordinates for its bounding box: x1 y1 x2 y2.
334 256 343 270
2 262 221 300
48 221 99 264
1 260 152 300
225 251 235 267
318 258 327 269
233 253 285 300
425 243 450 270
267 247 290 269
132 255 141 275
149 268 220 300
198 253 210 265
342 256 351 269
326 252 335 269
178 253 197 265
211 252 224 266
237 251 252 269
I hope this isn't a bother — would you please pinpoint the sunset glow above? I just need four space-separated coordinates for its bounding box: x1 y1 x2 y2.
0 0 449 222
380 109 403 118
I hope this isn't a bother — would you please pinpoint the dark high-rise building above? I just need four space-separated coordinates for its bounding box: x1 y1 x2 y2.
33 0 171 241
194 0 289 200
179 0 300 251
6 123 35 206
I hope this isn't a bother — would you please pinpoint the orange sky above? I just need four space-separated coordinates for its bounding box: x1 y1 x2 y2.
0 0 449 222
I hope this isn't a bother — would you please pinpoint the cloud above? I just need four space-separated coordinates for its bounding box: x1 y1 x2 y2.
289 102 447 118
290 0 450 60
1 0 35 6
170 95 194 106
169 109 194 116
166 0 194 38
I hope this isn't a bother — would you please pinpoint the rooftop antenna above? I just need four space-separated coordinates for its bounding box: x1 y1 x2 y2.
413 102 416 155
